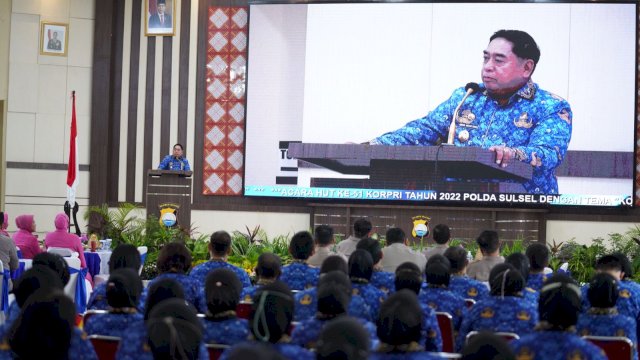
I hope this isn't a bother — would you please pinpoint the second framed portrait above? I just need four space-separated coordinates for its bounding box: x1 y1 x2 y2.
40 22 68 56
146 0 176 36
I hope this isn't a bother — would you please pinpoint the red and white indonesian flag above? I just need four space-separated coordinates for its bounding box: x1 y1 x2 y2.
66 91 78 205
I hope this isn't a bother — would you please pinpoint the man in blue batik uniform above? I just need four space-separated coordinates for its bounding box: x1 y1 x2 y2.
280 231 321 291
443 246 489 301
190 231 252 288
158 143 191 171
240 252 281 302
370 30 572 195
357 237 396 294
526 242 551 291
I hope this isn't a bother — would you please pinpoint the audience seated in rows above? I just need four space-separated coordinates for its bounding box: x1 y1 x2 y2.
349 250 387 318
11 214 40 260
44 213 88 270
357 237 395 294
279 231 319 291
444 246 489 301
190 231 251 288
241 252 281 302
87 244 141 311
420 255 467 330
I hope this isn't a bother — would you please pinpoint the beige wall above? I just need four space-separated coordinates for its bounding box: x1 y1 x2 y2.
0 0 11 209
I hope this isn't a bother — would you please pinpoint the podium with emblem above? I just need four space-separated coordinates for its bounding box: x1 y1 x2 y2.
288 143 533 193
146 170 192 229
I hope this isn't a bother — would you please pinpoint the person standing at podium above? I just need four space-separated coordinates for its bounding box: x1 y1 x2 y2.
157 143 191 171
370 30 572 195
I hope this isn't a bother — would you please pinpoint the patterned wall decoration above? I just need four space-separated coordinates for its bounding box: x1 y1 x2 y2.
203 6 248 195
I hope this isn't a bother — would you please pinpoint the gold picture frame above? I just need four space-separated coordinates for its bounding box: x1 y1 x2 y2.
145 0 176 37
40 22 69 56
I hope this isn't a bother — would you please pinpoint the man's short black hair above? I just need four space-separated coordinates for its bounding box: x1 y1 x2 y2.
394 262 422 295
595 255 624 273
425 255 451 287
348 250 374 281
210 231 232 256
432 224 450 245
353 219 372 238
476 230 500 254
256 253 281 279
289 231 315 260
526 243 550 271
356 238 382 265
320 256 348 275
505 253 530 280
490 29 540 72
173 143 184 150
611 252 633 279
443 246 468 274
385 228 405 245
314 225 334 246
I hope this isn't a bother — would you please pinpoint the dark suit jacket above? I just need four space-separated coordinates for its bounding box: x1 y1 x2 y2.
149 13 172 28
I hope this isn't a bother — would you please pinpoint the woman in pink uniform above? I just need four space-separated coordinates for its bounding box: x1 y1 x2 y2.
12 214 43 259
44 213 88 270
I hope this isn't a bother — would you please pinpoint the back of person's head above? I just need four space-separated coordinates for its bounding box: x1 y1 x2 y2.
476 231 500 254
144 278 186 321
9 290 76 360
461 331 516 360
15 214 34 232
146 298 204 360
205 268 242 317
489 263 524 297
394 262 422 294
538 274 582 330
444 246 469 274
32 252 70 286
348 249 374 282
251 281 294 343
385 228 405 245
425 254 451 287
314 225 334 247
14 267 64 308
317 276 350 318
109 244 142 273
356 237 383 264
588 273 619 309
377 290 423 349
490 30 540 72
316 317 370 360
157 242 192 274
0 211 3 227
289 231 314 260
353 219 372 238
505 253 530 281
224 343 287 360
107 268 143 309
320 255 348 274
432 224 451 245
610 252 633 280
256 252 281 280
525 243 550 272
210 230 232 257
595 254 624 278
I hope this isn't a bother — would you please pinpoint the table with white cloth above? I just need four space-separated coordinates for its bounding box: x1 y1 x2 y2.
85 250 112 278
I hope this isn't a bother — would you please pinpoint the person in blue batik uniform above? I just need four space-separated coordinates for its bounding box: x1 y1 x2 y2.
370 30 572 195
443 246 489 301
190 230 251 288
145 242 206 312
526 242 551 291
370 290 442 360
505 252 540 306
157 143 191 171
88 244 142 311
201 269 249 345
511 274 607 360
84 268 144 337
316 317 371 360
220 281 314 360
357 237 398 294
349 250 387 319
612 252 640 307
394 262 443 352
457 263 538 351
240 252 281 302
279 231 320 291
420 255 467 331
0 291 97 360
577 273 638 360
461 332 516 359
294 255 372 322
291 272 378 350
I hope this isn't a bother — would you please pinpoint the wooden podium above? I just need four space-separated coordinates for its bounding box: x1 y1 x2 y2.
288 143 533 193
146 170 192 228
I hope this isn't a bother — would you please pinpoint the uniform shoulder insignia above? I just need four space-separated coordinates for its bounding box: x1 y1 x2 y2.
300 294 313 305
620 289 631 298
525 287 536 293
352 288 359 296
568 350 586 360
517 311 531 321
467 287 478 297
516 347 534 360
428 302 438 310
579 328 590 336
616 329 626 337
243 294 252 302
0 341 9 351
380 287 388 293
480 307 494 318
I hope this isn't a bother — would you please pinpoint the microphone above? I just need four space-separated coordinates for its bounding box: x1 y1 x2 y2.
446 82 480 145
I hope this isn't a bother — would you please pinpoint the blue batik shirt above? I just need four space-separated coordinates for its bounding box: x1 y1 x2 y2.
371 270 396 294
145 272 206 313
449 275 489 301
512 331 607 360
88 283 147 312
581 282 640 326
293 287 373 322
457 295 538 351
190 259 252 288
352 281 387 319
0 328 98 360
419 286 467 330
523 287 539 306
420 303 443 352
279 261 320 291
577 309 638 360
372 81 572 194
291 316 379 350
84 312 144 337
114 322 209 360
201 317 250 345
220 341 314 360
527 273 549 292
158 155 191 171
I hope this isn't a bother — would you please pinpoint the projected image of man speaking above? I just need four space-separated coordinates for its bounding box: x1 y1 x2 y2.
370 30 572 195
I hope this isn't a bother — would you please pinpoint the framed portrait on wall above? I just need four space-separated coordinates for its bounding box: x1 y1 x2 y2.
145 0 176 36
40 22 68 56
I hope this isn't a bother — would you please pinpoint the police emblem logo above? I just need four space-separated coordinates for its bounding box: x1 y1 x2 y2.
480 307 494 318
514 113 533 129
159 203 179 227
516 311 531 321
620 289 631 298
412 215 431 238
300 294 312 305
